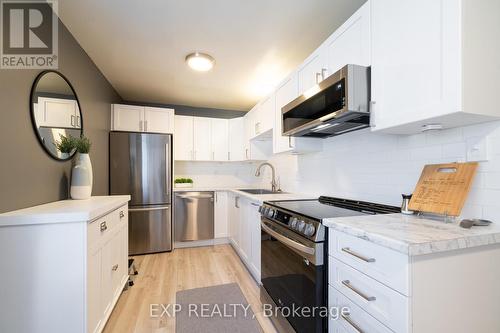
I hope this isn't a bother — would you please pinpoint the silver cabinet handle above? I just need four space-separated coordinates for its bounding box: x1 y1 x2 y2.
129 206 169 212
228 151 230 161
144 120 148 132
245 149 249 159
70 115 75 127
119 211 125 218
341 314 364 333
341 280 376 301
76 116 81 128
212 151 215 160
112 264 118 271
341 247 376 263
139 120 143 132
321 68 328 80
315 72 322 84
235 196 240 208
288 136 293 149
100 221 107 232
251 202 260 207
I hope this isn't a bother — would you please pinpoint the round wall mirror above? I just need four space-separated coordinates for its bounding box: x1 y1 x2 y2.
30 71 83 161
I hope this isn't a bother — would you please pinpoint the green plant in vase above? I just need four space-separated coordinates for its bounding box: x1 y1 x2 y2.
54 134 76 157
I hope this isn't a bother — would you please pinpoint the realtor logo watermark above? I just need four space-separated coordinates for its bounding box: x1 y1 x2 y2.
1 0 58 69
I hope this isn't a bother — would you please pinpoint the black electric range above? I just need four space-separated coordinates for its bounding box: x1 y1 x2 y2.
259 196 399 333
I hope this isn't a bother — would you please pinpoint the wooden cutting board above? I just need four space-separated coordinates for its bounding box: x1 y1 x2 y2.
408 162 478 216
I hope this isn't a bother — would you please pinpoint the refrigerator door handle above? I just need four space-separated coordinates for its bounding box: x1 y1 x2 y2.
166 142 171 200
129 206 170 212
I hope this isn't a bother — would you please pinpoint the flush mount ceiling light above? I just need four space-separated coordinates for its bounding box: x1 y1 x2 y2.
185 52 215 72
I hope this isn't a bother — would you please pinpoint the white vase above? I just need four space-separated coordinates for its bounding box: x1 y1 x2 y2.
70 153 93 200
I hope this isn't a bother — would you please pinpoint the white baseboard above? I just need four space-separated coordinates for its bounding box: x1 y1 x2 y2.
174 237 228 249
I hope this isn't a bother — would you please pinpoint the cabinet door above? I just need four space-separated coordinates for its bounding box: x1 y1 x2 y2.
38 97 78 128
325 1 370 75
112 104 144 132
100 236 114 318
259 94 274 134
174 115 194 161
297 49 327 95
214 191 228 238
274 74 298 154
112 224 127 298
87 244 102 333
228 194 240 247
193 117 212 161
238 198 251 262
248 201 261 281
144 107 174 134
370 0 461 131
228 118 245 161
210 119 229 161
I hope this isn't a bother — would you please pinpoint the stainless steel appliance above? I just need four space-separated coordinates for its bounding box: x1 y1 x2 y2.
259 197 399 333
282 64 371 138
109 131 173 255
174 191 214 242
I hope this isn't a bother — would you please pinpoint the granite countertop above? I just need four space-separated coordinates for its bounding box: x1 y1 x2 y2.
323 213 500 256
0 195 131 226
173 187 314 203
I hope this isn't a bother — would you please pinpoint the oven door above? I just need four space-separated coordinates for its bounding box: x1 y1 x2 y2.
260 218 325 333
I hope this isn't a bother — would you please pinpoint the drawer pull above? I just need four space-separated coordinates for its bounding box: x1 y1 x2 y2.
100 221 107 232
341 247 375 263
341 280 376 302
341 314 364 333
112 264 119 271
119 211 125 218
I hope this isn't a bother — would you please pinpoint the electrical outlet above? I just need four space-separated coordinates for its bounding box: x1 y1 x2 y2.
466 136 490 162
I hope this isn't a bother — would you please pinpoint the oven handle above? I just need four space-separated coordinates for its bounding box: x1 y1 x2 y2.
261 221 315 255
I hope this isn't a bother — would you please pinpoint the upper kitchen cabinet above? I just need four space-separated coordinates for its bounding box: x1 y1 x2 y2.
111 104 174 134
174 116 230 162
228 117 246 161
273 73 322 154
174 115 194 161
246 96 274 140
370 0 500 134
297 47 327 95
211 118 229 161
324 1 370 75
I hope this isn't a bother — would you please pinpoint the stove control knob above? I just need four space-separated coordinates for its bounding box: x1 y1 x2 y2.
290 217 298 228
297 220 306 232
267 209 275 218
304 224 316 237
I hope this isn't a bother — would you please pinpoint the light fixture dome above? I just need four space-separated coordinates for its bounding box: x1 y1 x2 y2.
185 52 215 72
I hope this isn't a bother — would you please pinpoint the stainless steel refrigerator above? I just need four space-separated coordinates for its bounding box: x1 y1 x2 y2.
109 132 172 255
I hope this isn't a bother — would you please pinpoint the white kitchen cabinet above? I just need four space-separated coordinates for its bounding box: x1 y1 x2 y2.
193 117 212 161
273 73 322 154
111 104 174 133
228 117 245 161
214 191 228 238
0 197 130 333
324 1 370 75
297 47 327 95
174 115 194 161
144 107 174 133
228 192 240 248
210 118 229 161
37 97 80 128
370 0 500 134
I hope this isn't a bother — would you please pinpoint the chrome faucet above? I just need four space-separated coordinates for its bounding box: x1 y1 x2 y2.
255 162 279 192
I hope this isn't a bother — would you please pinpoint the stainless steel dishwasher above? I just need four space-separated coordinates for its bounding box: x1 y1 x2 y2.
174 191 214 242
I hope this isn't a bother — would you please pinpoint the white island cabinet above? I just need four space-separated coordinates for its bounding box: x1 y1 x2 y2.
0 196 130 333
325 214 500 333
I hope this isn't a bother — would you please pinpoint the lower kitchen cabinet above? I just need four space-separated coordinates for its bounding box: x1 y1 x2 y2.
0 197 130 333
214 191 228 238
328 229 500 333
227 193 261 282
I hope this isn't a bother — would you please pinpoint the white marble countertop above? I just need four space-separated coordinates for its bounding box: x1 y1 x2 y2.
0 195 131 226
323 213 500 256
173 187 314 203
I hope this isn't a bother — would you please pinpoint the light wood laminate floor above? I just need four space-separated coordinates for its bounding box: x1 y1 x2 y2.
103 244 277 333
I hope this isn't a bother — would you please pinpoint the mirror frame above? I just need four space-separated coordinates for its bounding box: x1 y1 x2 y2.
30 70 84 162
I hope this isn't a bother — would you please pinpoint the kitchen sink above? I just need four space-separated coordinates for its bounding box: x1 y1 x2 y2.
238 189 285 195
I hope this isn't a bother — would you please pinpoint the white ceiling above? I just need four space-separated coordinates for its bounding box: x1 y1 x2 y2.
59 0 365 111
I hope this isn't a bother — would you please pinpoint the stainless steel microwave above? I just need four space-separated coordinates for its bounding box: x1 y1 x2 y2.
282 64 371 138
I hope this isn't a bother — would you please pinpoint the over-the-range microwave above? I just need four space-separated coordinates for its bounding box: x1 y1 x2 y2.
282 64 371 138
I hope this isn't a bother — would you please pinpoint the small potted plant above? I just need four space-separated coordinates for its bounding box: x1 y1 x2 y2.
54 134 76 159
175 178 194 188
71 135 93 200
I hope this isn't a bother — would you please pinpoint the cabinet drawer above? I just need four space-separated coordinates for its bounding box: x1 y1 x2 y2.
329 257 408 332
88 205 128 246
329 286 393 333
329 229 409 295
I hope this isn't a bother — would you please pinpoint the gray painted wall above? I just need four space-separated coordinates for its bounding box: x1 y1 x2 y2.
124 101 247 119
0 20 122 213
